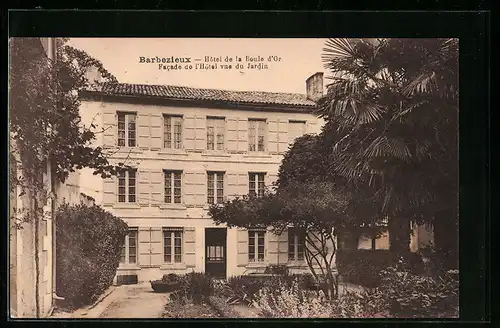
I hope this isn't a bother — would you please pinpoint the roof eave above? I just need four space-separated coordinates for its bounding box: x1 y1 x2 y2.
79 90 318 113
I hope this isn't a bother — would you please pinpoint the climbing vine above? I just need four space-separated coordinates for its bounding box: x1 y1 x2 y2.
9 38 128 317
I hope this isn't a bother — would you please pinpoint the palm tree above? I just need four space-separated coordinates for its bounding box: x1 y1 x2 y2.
318 38 458 268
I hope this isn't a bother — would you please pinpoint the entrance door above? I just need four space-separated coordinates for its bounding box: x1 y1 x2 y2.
205 228 227 279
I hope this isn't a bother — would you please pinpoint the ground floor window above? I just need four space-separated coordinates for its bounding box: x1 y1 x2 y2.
248 229 266 262
121 227 138 264
163 227 183 263
288 228 305 261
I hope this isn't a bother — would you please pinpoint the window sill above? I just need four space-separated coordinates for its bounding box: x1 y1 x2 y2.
115 147 144 154
158 149 189 156
246 262 268 268
287 262 308 269
159 204 187 210
160 263 187 270
202 152 231 158
113 203 141 209
243 153 272 159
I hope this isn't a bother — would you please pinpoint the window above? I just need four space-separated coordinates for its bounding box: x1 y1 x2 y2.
248 119 266 151
248 230 266 262
164 170 182 204
207 172 224 204
164 115 183 149
117 112 137 147
118 170 136 203
249 173 265 197
163 228 183 263
288 120 306 145
288 229 305 261
120 228 138 264
207 117 225 150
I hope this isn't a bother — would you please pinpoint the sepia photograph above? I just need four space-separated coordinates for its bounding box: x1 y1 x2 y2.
9 37 459 319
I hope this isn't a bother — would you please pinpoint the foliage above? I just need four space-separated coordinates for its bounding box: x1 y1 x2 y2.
208 296 242 318
378 263 459 318
55 203 128 307
252 279 333 318
264 264 289 275
169 272 215 305
337 250 425 287
209 182 347 299
319 38 459 260
151 276 182 293
336 250 393 287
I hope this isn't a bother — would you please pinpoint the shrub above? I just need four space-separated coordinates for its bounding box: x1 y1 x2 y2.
208 296 242 318
378 263 459 318
264 264 289 275
336 250 392 287
55 203 127 307
224 275 270 305
337 250 425 287
252 279 333 318
169 272 215 305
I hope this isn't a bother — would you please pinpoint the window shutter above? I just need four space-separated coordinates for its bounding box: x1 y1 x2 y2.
183 172 197 205
103 112 116 148
194 116 207 151
277 119 289 153
278 230 289 264
137 113 150 150
184 227 196 268
138 169 150 206
227 117 238 152
193 172 206 206
103 177 115 206
267 173 278 191
139 228 152 268
150 170 163 206
226 172 239 200
237 118 248 152
237 228 248 267
184 116 196 150
268 119 279 153
267 229 280 265
150 113 162 150
150 228 162 267
237 173 249 196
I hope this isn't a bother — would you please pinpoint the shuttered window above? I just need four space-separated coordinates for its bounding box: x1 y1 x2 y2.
118 169 137 203
207 172 224 204
249 173 265 197
207 117 225 150
163 228 183 263
248 230 266 262
288 228 305 261
248 119 266 151
164 170 182 204
164 115 183 149
120 228 138 264
117 112 137 147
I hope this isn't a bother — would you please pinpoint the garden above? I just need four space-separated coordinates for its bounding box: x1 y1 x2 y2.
156 256 458 319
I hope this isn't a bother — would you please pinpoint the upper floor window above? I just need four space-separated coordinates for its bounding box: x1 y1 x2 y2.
207 171 224 204
248 229 266 262
248 119 266 151
164 170 182 204
117 112 137 147
288 228 305 261
118 169 136 203
288 120 306 145
164 115 183 149
207 117 225 150
249 173 265 197
120 228 138 264
163 227 183 263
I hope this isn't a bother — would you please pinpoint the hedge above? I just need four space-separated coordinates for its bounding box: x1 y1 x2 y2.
336 249 424 288
55 203 128 307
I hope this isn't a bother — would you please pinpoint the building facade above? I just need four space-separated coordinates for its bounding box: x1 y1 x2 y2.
79 73 327 282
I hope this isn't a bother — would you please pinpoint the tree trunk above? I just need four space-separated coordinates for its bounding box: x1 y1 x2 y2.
388 217 411 259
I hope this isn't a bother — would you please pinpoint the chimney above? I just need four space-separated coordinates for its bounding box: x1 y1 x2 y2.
86 66 104 90
306 72 324 102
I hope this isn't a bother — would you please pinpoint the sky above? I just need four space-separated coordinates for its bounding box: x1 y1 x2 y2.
68 38 328 94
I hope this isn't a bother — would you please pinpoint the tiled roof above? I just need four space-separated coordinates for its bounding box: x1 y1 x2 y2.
92 83 317 108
